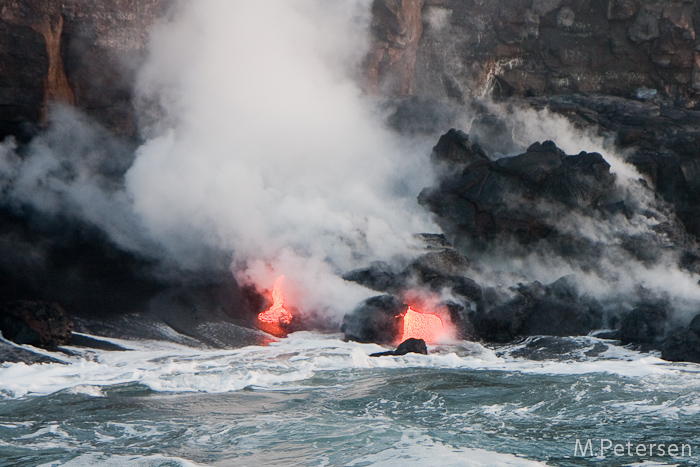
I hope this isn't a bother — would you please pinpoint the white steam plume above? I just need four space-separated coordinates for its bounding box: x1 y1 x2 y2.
126 0 437 317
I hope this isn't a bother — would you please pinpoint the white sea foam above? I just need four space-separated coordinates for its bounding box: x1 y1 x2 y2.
346 429 546 466
623 462 681 467
0 332 698 399
37 453 207 467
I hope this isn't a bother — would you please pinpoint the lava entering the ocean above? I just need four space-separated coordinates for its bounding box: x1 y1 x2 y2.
400 307 445 344
258 276 292 335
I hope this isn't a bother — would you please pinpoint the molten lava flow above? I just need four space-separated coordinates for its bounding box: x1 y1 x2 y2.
257 275 293 325
401 307 444 343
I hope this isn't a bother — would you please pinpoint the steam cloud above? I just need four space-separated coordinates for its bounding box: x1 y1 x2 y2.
1 0 438 320
1 0 699 328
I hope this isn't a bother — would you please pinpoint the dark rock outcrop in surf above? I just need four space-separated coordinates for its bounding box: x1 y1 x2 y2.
661 313 700 363
342 295 406 345
370 337 428 357
345 129 700 356
1 300 73 349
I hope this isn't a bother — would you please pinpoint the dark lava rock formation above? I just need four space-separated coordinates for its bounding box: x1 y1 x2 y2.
418 133 619 248
344 128 700 359
343 258 604 345
662 313 700 363
474 278 604 343
524 94 700 241
370 338 428 357
0 300 73 348
342 295 407 345
388 0 700 102
618 302 669 346
3 0 700 363
418 128 693 268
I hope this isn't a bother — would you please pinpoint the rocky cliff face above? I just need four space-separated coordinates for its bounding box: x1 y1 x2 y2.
2 0 698 142
3 0 700 359
365 0 427 96
0 0 168 140
414 0 700 99
0 0 696 142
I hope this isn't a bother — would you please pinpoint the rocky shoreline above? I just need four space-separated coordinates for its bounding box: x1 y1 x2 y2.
343 123 700 363
3 0 700 365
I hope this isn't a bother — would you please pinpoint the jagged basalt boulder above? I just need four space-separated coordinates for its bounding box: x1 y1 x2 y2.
371 337 428 357
662 313 700 363
342 295 406 344
343 247 481 304
618 303 668 346
430 129 490 169
475 278 604 343
1 300 73 348
419 134 618 247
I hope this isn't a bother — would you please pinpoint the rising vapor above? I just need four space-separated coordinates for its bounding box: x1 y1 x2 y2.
126 0 438 318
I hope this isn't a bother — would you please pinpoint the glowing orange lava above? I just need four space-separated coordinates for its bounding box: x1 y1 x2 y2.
401 307 444 343
257 275 293 325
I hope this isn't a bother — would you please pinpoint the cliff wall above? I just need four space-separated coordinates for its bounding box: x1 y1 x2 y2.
0 0 168 140
369 0 699 102
1 0 698 141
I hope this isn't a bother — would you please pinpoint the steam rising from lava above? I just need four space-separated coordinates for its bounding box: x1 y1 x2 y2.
127 0 438 316
1 0 699 332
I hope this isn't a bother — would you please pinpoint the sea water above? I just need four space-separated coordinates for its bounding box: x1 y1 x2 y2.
1 331 699 466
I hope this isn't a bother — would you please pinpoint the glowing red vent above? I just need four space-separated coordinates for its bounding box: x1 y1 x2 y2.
400 306 445 344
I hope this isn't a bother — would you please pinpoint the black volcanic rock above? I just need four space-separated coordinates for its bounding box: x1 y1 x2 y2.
370 338 428 357
395 337 428 355
342 261 400 293
475 278 604 343
444 300 477 341
0 339 65 364
430 129 490 169
619 303 668 346
1 300 73 348
496 141 565 184
525 94 700 244
341 295 406 344
662 313 700 363
344 246 482 308
419 136 618 247
348 126 699 349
